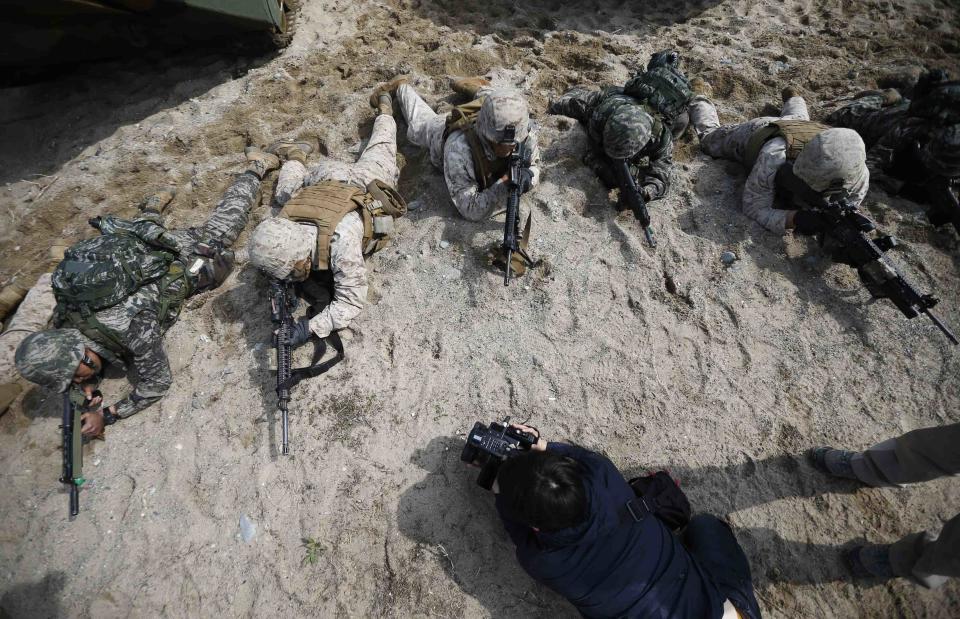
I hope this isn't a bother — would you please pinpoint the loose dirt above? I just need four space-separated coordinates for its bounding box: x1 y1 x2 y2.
1 0 959 617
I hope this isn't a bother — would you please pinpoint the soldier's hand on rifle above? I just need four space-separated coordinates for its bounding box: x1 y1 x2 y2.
81 385 103 410
81 410 106 439
518 168 534 194
284 317 313 348
792 210 831 235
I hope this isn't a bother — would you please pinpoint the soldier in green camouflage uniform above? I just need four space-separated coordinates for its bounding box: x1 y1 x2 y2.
826 70 960 234
547 50 692 206
14 150 279 437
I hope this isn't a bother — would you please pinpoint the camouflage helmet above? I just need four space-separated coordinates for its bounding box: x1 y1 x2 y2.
602 105 654 159
793 128 868 193
248 217 317 280
647 49 681 71
15 329 86 393
477 89 530 144
920 124 960 178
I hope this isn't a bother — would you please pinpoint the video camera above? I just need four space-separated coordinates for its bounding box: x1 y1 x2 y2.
460 419 538 490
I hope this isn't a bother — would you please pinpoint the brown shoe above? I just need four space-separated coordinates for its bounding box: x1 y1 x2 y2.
0 382 22 415
139 186 177 215
376 93 394 116
369 76 410 109
265 139 314 164
781 85 801 102
450 76 491 99
689 77 713 98
243 148 281 178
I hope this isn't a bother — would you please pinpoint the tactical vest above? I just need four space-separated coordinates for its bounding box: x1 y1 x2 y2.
279 180 407 271
51 216 195 358
443 97 510 190
744 120 831 169
622 66 693 121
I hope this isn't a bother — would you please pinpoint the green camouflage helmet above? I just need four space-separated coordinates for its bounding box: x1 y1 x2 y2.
920 124 960 178
15 329 86 393
602 105 654 159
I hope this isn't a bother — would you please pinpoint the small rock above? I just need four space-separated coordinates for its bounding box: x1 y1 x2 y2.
439 240 450 249
239 515 257 543
407 200 422 211
442 267 461 279
768 61 790 75
721 251 738 265
199 334 211 343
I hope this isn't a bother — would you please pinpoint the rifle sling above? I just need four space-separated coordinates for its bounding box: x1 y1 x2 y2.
284 330 345 389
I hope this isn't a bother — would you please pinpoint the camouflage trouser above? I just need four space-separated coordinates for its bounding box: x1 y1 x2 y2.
850 422 960 588
689 95 810 163
274 115 400 206
548 86 596 125
0 273 56 382
162 172 261 256
396 83 448 169
825 96 909 147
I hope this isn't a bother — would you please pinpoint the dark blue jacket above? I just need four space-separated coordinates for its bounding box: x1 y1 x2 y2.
496 443 726 619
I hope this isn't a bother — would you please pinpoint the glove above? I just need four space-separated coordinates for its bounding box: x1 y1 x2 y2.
518 167 534 194
793 210 831 235
284 317 313 348
640 185 655 201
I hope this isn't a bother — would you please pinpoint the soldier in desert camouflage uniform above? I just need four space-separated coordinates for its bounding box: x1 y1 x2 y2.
688 81 870 235
14 150 280 437
376 75 541 222
826 70 960 234
247 89 406 348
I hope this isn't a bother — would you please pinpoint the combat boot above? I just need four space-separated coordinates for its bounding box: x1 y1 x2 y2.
844 544 895 579
139 186 177 216
450 76 491 99
375 93 393 116
0 382 22 415
781 85 801 102
266 139 314 165
243 148 281 178
369 76 409 109
808 446 859 480
689 77 713 99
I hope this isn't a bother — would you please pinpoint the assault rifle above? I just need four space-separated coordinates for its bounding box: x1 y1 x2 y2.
269 279 344 454
615 159 656 248
60 394 84 518
502 124 535 286
820 198 958 344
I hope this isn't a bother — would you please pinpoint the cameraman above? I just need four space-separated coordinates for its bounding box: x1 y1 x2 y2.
492 426 761 619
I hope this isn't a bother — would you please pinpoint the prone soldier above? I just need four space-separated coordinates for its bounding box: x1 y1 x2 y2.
826 70 960 234
14 150 280 436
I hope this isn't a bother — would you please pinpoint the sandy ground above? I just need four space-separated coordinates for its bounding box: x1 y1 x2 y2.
1 0 960 617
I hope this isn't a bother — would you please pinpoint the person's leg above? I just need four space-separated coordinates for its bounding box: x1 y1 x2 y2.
198 150 278 247
274 160 307 208
0 273 56 380
352 114 400 188
395 84 447 168
683 514 762 619
779 93 810 120
851 513 960 588
815 422 960 487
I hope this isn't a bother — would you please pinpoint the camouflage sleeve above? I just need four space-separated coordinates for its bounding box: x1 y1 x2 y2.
110 310 172 419
639 130 674 201
547 87 606 123
307 211 367 338
443 132 509 221
865 128 901 178
743 138 790 234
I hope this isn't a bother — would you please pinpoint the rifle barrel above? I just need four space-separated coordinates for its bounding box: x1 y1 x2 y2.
925 309 959 345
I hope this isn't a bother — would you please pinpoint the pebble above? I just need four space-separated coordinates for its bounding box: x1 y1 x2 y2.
439 240 450 249
239 515 257 543
407 200 422 211
721 251 738 265
442 267 462 279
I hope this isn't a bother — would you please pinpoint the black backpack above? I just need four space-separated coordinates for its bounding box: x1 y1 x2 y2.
623 66 694 122
622 471 692 531
909 78 960 125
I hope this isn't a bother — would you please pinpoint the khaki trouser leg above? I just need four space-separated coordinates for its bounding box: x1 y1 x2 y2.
353 114 400 188
0 273 56 381
851 422 960 487
890 512 960 588
396 84 447 168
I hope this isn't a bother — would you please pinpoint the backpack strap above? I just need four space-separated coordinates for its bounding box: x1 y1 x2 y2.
619 494 656 525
